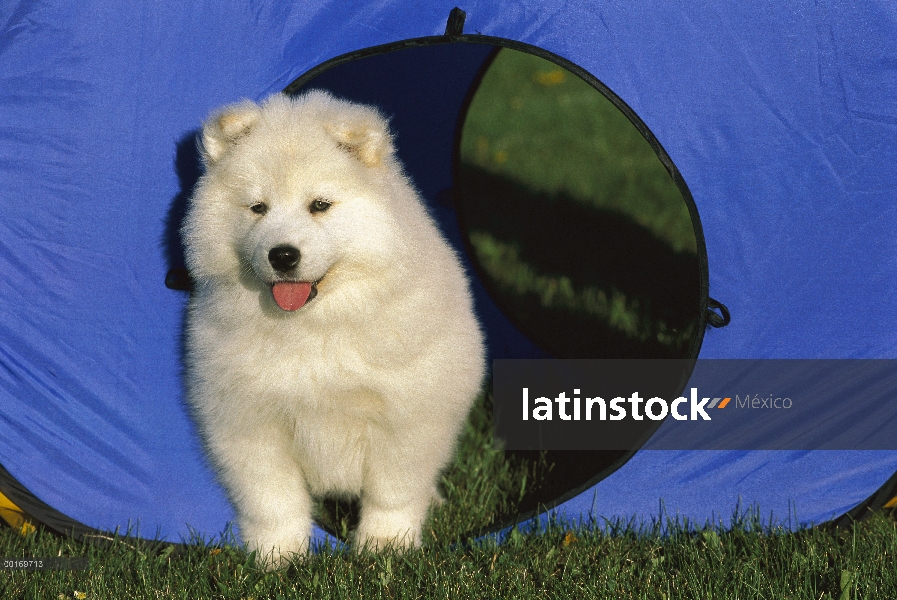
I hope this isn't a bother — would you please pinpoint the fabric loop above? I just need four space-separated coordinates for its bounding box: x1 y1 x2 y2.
706 297 730 328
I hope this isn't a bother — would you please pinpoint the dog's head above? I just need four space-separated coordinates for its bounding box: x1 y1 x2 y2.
183 91 413 313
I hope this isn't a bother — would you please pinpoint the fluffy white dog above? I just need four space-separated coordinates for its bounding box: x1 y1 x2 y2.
181 91 485 566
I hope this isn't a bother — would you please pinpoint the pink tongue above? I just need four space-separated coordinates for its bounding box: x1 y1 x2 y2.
271 282 312 311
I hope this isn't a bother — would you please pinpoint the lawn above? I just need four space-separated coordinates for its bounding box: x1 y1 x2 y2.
3 503 896 599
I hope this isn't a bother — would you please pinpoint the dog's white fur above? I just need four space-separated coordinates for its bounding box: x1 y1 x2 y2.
182 91 484 566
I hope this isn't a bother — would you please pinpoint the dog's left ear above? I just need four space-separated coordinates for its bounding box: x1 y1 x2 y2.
321 103 393 168
199 100 262 165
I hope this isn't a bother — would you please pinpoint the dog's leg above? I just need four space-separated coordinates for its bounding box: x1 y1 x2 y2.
207 422 313 569
355 434 445 552
355 493 432 553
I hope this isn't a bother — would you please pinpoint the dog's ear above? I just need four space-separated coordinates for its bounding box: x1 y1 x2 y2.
321 104 393 168
199 100 262 165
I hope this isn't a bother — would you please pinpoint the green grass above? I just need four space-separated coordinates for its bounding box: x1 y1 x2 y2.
468 230 696 352
3 507 896 598
459 48 696 255
456 48 701 359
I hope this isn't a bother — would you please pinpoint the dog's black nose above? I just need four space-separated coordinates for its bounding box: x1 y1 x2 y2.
268 245 301 272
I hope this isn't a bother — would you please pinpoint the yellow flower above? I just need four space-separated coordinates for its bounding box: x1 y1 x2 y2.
534 69 566 86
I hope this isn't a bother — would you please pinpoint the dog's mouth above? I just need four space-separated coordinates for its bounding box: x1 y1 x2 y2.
270 276 323 312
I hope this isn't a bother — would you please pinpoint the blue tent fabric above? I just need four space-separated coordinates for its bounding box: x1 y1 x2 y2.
1 1 897 543
552 450 897 530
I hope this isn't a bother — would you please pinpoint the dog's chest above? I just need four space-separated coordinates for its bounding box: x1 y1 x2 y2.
291 403 375 495
202 311 386 393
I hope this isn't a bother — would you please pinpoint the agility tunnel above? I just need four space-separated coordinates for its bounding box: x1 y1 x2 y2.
1 2 896 544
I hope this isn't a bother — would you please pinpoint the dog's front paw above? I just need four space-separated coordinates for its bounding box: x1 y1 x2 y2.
354 506 423 553
242 522 311 570
354 529 419 553
355 533 416 553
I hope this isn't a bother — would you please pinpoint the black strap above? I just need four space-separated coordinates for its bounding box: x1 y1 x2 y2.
165 267 193 292
444 7 466 37
706 297 730 328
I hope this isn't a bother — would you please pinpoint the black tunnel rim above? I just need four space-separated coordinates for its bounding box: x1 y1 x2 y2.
284 31 712 536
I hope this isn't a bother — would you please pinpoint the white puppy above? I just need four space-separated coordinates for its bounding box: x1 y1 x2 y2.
181 91 485 566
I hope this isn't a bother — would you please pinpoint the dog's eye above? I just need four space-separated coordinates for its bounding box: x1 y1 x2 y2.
250 202 268 215
309 199 331 214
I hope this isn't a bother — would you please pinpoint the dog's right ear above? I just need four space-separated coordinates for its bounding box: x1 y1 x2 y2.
199 100 262 165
